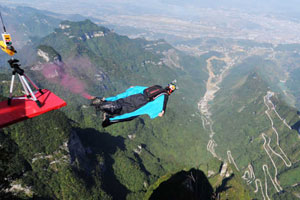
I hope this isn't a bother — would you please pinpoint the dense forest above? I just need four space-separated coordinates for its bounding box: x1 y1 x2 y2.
2 6 300 200
0 16 250 199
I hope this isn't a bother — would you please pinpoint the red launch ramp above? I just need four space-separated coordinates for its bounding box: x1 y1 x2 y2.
0 89 67 128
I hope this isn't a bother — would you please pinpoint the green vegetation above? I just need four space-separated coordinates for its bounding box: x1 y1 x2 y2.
145 163 253 200
273 184 300 200
278 166 300 187
144 172 174 200
0 129 29 199
1 111 111 199
147 168 214 200
0 6 61 68
2 17 300 200
209 55 300 199
286 68 300 108
0 19 213 199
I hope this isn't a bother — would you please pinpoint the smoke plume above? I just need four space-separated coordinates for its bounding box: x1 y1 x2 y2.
41 57 94 99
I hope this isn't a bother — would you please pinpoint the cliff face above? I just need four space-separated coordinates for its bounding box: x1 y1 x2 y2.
149 169 214 200
68 130 91 171
1 18 210 199
146 161 253 200
0 110 111 199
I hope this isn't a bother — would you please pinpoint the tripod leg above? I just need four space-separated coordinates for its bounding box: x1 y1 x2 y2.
8 74 15 105
20 75 42 108
23 74 43 94
18 74 30 97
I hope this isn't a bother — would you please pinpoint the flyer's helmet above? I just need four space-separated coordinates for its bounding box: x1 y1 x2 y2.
167 83 176 94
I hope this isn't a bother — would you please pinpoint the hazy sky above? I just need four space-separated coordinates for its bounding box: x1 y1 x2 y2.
0 0 299 18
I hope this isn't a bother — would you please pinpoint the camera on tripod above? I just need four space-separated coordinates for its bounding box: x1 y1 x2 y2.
7 58 43 107
8 58 24 75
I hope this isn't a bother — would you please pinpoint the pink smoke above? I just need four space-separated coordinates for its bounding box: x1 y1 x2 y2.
41 57 93 99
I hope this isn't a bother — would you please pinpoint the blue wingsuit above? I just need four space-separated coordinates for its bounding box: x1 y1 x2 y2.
103 86 168 127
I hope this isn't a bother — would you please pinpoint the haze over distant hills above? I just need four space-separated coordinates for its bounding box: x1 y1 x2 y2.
2 0 300 46
2 0 300 16
1 2 300 200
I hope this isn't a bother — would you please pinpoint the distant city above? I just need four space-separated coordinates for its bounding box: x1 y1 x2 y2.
1 0 300 45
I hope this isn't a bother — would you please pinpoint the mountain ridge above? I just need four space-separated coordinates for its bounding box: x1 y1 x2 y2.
1 15 300 199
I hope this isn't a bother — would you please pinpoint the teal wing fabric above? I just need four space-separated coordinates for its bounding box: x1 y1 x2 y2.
109 95 165 121
105 86 147 101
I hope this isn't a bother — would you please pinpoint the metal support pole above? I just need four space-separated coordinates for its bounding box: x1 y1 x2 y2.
21 75 37 101
18 74 30 96
8 74 15 105
23 74 39 90
9 74 15 98
20 75 42 107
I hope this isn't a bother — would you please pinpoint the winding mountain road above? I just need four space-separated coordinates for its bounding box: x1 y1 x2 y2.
254 179 267 200
264 92 292 167
242 164 255 184
198 54 233 159
252 92 293 198
262 134 282 192
227 150 240 171
198 55 293 199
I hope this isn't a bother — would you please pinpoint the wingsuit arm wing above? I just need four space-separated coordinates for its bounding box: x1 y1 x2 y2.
105 86 147 101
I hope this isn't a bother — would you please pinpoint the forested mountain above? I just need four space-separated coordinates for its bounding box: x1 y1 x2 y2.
1 5 300 199
0 6 100 49
0 6 60 48
210 59 300 199
0 6 102 70
191 37 300 199
0 18 253 199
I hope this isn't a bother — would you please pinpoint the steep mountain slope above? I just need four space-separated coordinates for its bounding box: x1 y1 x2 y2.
0 101 111 199
0 5 103 70
2 13 300 199
0 6 61 70
145 161 254 200
29 20 214 199
1 19 227 199
201 53 300 199
177 37 300 110
4 15 300 199
0 6 101 49
0 6 60 48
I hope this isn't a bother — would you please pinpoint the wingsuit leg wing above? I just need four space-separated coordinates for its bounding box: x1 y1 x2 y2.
102 116 138 128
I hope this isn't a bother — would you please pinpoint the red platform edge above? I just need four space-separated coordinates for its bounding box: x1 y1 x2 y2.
0 89 67 129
